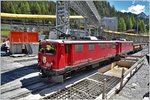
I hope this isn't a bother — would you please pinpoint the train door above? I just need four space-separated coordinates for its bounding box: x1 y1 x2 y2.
65 44 72 66
116 42 121 54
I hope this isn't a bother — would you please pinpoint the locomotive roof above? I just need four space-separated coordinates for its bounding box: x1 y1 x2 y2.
45 39 133 44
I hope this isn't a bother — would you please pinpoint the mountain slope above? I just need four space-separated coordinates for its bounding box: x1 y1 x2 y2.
138 12 148 19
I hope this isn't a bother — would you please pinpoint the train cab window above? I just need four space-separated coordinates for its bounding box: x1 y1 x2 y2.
89 44 95 51
75 44 83 52
65 44 70 53
39 43 44 54
45 44 56 55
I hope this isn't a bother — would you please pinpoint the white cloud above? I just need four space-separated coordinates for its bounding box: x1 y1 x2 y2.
121 4 145 14
121 10 129 13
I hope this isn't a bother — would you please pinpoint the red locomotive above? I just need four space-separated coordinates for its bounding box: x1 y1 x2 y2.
38 40 133 82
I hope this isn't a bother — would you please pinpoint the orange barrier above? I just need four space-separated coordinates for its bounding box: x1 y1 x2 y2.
10 31 39 43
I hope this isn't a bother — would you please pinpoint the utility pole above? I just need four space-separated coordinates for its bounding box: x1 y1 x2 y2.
137 18 138 34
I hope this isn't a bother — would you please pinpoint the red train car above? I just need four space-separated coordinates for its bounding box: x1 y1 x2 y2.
38 40 133 82
117 41 133 54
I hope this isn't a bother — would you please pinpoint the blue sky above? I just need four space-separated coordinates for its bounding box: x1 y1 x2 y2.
108 0 149 15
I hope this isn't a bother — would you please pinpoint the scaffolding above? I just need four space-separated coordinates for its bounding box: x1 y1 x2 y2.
56 1 70 35
56 0 101 36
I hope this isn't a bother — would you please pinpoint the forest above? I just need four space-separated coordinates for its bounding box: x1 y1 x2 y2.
1 1 149 34
94 1 149 33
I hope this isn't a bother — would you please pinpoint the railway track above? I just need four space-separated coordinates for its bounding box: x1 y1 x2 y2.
1 57 37 74
1 72 56 99
1 63 38 85
1 75 40 94
1 56 41 99
9 82 55 99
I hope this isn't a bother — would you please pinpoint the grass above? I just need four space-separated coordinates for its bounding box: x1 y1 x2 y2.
1 30 10 37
